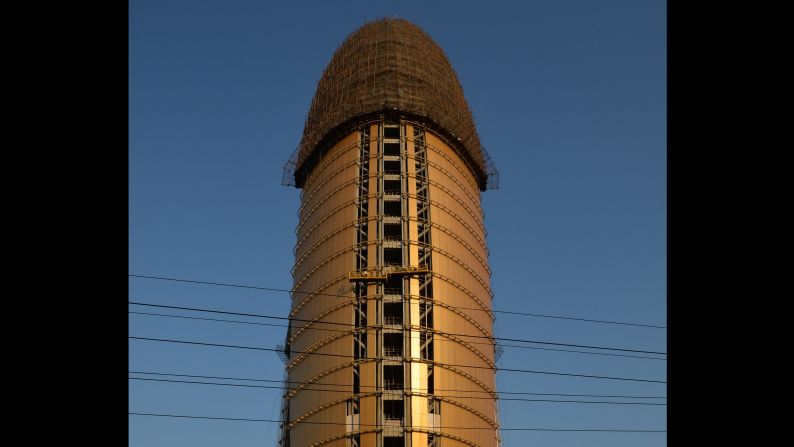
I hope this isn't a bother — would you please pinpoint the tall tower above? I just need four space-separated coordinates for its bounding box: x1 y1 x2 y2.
281 18 499 447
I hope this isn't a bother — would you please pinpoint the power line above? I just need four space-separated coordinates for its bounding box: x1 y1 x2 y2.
129 274 666 329
129 376 666 406
129 412 667 432
129 310 666 361
129 301 667 356
129 335 667 384
130 370 666 399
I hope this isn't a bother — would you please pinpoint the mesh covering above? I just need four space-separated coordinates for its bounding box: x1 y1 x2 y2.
292 18 493 190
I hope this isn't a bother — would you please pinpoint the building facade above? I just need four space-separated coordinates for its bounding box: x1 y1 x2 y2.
281 19 499 447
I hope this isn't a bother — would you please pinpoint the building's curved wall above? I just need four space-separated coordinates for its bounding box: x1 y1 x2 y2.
288 132 359 447
424 130 497 447
284 122 497 447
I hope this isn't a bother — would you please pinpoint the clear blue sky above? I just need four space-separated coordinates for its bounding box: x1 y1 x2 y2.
129 1 666 446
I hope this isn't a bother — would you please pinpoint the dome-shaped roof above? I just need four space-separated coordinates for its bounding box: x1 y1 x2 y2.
293 18 489 189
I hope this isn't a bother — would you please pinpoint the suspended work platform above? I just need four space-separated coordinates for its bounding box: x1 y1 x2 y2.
347 265 430 282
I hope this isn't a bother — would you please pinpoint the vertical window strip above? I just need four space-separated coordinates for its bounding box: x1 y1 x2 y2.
349 127 370 447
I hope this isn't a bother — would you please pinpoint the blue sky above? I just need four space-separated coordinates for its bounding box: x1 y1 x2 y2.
129 1 666 446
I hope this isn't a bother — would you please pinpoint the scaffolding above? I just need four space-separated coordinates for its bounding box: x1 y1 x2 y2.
283 18 498 191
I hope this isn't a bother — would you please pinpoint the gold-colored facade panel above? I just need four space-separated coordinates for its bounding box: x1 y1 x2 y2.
425 199 488 263
425 133 482 197
432 279 493 340
426 183 485 242
292 230 356 285
301 132 361 199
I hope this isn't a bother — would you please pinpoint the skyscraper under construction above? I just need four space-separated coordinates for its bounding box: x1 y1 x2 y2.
280 18 499 447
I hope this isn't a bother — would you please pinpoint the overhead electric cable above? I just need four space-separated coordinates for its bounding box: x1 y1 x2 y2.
128 376 666 406
129 301 667 356
129 370 667 399
129 310 665 360
129 412 667 432
129 274 666 329
129 335 667 384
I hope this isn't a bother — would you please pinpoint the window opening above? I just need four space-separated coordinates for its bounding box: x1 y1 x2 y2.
383 142 401 155
383 365 404 390
383 247 402 266
383 332 403 357
383 159 401 174
383 400 404 421
383 200 401 216
383 302 403 325
383 126 400 139
384 179 401 195
384 276 402 295
383 223 401 241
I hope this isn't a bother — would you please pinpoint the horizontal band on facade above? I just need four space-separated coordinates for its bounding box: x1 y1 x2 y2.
292 239 491 299
287 296 494 348
287 392 497 434
296 206 483 266
286 325 495 372
296 205 489 262
299 170 485 239
296 194 488 263
301 138 485 213
303 428 483 447
289 277 494 332
293 216 491 279
289 273 494 326
299 139 485 219
285 357 497 402
297 175 485 242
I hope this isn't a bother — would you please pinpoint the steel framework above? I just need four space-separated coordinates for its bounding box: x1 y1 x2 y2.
282 18 498 191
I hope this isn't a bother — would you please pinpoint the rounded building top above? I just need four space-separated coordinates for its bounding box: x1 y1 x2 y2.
292 18 493 190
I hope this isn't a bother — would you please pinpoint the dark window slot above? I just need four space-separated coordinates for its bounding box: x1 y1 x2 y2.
427 365 434 394
383 332 403 357
383 142 401 155
384 302 403 325
383 126 400 138
383 200 401 216
384 160 401 173
384 276 402 295
383 365 404 390
383 247 402 266
383 400 404 421
383 223 402 240
384 179 401 195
